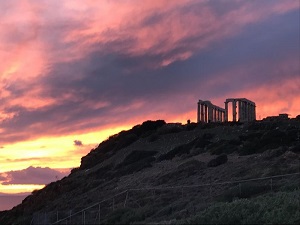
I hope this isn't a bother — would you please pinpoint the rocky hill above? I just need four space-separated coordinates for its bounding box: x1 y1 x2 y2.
1 119 300 224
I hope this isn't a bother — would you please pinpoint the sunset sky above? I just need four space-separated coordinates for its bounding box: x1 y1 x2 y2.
0 0 299 210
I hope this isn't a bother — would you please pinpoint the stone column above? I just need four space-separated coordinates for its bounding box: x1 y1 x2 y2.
247 102 251 121
225 101 229 122
250 103 253 121
204 104 208 123
243 101 247 122
208 105 213 123
200 104 204 122
251 104 255 121
245 101 248 121
232 100 237 122
214 108 217 122
197 101 201 123
238 100 242 122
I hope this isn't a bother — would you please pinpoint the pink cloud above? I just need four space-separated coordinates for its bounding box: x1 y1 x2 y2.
0 0 298 145
0 167 69 185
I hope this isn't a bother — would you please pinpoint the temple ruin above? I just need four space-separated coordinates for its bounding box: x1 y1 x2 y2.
197 100 225 123
197 98 256 123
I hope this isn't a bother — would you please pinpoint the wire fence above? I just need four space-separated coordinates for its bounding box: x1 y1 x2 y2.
30 172 300 225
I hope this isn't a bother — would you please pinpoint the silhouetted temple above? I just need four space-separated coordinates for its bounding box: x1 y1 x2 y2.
197 98 256 123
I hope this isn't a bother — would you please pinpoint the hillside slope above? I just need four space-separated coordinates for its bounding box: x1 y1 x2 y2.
1 119 300 224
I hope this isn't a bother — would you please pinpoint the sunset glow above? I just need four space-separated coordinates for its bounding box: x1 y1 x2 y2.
0 0 299 210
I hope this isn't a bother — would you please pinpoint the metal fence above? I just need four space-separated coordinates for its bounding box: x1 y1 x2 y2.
30 172 300 225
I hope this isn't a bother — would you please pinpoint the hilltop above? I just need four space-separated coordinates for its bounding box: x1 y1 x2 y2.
1 118 300 224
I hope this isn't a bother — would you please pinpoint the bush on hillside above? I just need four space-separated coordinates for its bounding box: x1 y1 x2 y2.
209 140 239 155
186 123 198 131
157 124 184 135
180 190 300 224
207 154 228 167
148 133 160 142
290 144 300 153
120 150 158 166
158 140 196 161
217 182 268 202
132 120 166 137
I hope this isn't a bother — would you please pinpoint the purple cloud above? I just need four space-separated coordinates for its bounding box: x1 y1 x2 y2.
74 140 83 146
0 167 69 185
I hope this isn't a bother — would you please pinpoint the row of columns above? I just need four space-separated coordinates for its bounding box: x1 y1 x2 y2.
224 98 256 122
197 100 225 123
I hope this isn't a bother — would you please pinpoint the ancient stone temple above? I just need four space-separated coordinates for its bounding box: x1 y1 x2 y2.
197 98 256 123
224 98 256 122
197 100 225 123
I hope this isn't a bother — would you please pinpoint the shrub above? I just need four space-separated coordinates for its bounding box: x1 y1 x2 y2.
217 182 268 202
105 208 143 224
290 144 300 153
194 136 212 149
114 133 138 150
181 190 300 224
207 154 228 167
158 140 195 161
186 123 198 131
132 120 166 137
209 140 238 155
148 133 160 142
121 150 158 166
157 124 184 135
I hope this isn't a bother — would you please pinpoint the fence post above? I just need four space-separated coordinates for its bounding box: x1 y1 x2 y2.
270 178 273 192
239 183 242 196
83 211 86 225
124 190 129 207
113 197 115 211
99 203 101 225
69 210 72 224
56 211 59 223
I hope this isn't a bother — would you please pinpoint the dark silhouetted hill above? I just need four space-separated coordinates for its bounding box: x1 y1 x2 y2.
1 119 300 224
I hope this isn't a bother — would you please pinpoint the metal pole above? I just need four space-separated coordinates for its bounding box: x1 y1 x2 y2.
69 210 72 224
83 211 86 225
124 190 129 207
270 178 273 192
99 204 101 225
239 183 242 196
113 197 115 211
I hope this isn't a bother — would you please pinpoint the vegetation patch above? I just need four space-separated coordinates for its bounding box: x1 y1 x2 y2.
180 190 300 224
207 154 228 167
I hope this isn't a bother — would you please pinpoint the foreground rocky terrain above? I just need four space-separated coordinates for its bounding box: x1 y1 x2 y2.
1 118 300 224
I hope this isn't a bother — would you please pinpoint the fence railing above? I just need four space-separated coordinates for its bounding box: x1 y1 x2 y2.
30 172 300 225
